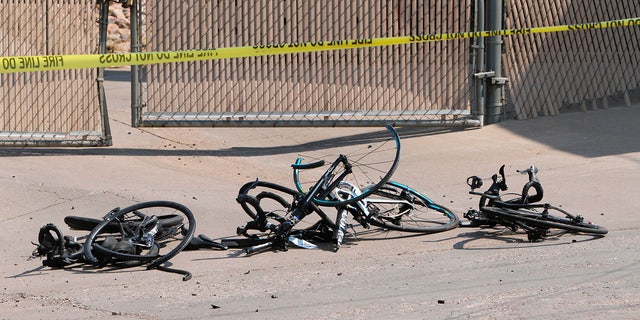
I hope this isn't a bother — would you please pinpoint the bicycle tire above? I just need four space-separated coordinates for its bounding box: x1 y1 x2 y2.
64 214 184 233
293 124 401 207
366 181 459 233
237 180 336 229
83 201 196 267
481 206 608 235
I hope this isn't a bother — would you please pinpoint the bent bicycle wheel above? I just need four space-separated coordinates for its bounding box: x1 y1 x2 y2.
366 181 459 233
83 201 196 268
293 124 401 207
482 206 608 235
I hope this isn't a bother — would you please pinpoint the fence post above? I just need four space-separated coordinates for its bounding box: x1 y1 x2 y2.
130 0 141 127
472 0 486 126
485 0 506 124
98 0 113 144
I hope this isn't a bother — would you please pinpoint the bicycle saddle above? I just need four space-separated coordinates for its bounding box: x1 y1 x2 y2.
184 234 228 251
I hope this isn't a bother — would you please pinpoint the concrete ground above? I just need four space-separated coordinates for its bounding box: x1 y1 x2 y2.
1 70 639 319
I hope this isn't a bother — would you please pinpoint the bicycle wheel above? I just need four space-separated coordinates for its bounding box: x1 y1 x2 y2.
237 180 336 229
293 124 401 207
83 201 196 268
481 206 608 235
366 181 459 233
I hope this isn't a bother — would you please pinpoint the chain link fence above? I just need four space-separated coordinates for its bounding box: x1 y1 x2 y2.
133 1 477 127
1 1 638 145
0 0 110 146
503 0 640 120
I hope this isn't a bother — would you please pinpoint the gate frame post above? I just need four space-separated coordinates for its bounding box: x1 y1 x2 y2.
472 0 486 127
97 0 113 145
130 0 142 128
485 0 507 124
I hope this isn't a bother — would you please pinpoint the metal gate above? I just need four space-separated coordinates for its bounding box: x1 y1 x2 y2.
3 1 637 143
0 0 111 147
131 0 478 127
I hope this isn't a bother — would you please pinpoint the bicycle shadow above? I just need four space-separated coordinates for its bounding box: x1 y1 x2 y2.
450 227 606 250
189 226 452 261
347 226 438 241
14 227 605 279
8 264 48 278
9 261 160 279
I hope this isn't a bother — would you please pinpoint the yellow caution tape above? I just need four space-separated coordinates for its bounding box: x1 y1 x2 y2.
1 17 639 74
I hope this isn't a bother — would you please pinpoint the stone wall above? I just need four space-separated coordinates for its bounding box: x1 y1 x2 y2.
106 2 131 53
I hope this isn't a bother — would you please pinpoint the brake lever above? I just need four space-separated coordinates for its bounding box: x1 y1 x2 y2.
517 165 540 183
498 165 507 190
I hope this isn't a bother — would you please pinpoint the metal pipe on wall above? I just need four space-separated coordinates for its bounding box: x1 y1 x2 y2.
130 0 141 127
485 0 505 124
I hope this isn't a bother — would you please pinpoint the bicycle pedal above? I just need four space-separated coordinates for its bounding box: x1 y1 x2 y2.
463 209 480 220
459 220 483 227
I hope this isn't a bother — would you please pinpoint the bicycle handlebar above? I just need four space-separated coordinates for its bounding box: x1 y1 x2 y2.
236 193 280 233
469 190 498 198
245 241 274 254
468 164 544 205
291 158 326 170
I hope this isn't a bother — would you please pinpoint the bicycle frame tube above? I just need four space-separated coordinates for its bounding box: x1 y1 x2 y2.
299 155 351 206
384 181 450 212
289 155 351 222
292 125 401 205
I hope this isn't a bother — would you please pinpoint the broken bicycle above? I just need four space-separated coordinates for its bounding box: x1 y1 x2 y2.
234 125 459 253
462 165 607 241
32 200 197 280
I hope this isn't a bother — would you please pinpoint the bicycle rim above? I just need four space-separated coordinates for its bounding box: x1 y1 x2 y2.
482 206 608 235
293 124 401 207
367 181 459 233
83 201 196 267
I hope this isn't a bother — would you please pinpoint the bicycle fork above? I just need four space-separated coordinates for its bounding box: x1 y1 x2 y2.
333 208 348 252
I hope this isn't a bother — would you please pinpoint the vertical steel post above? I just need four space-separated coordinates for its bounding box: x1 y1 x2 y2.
97 0 113 145
130 0 141 127
472 0 486 126
485 0 505 124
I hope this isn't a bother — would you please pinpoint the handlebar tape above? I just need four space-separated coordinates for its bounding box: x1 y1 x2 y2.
291 159 325 170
